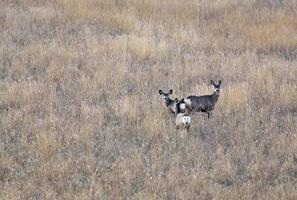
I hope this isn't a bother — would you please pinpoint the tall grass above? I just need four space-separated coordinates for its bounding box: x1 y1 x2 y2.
1 0 297 199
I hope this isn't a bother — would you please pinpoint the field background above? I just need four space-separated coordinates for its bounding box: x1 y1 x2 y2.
1 0 297 199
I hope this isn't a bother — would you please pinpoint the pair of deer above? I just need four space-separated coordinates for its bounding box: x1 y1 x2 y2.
159 80 222 132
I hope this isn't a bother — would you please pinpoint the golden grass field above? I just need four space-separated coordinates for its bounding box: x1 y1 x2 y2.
1 0 297 199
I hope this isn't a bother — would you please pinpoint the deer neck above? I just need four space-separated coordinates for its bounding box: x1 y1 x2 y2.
212 91 220 103
165 98 174 107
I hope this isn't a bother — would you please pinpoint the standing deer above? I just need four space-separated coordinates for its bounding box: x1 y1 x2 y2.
158 91 191 149
184 80 222 118
158 89 177 114
172 98 191 151
158 89 188 114
175 98 191 133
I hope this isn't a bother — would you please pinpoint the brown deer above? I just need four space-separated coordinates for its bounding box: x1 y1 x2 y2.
158 89 176 114
159 89 188 115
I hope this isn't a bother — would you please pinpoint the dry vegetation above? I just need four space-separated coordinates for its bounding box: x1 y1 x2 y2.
1 0 297 199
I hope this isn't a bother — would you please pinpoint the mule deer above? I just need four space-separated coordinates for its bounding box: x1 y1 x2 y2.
158 89 177 114
184 80 221 118
174 99 191 132
159 89 188 115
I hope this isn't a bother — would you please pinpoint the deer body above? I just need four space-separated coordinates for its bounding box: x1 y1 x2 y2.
186 93 219 112
175 113 191 132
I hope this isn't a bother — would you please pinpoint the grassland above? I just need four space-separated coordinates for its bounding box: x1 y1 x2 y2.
1 0 297 199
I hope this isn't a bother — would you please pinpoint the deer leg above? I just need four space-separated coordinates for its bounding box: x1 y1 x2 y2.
186 125 190 134
207 112 211 118
175 128 179 151
183 126 189 151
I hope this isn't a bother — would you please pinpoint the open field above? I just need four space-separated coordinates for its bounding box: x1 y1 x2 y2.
1 0 297 199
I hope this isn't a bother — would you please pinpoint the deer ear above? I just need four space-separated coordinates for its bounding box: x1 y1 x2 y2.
159 90 163 95
210 80 214 85
219 80 222 86
169 89 173 94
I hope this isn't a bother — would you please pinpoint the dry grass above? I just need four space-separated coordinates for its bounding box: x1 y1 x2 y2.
1 0 297 199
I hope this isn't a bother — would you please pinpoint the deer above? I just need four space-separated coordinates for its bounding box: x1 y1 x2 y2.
158 89 177 114
184 80 222 118
175 98 191 152
158 89 190 131
174 98 191 133
158 91 190 148
158 89 188 114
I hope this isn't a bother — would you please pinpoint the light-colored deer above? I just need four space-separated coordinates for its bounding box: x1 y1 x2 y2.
174 98 191 133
